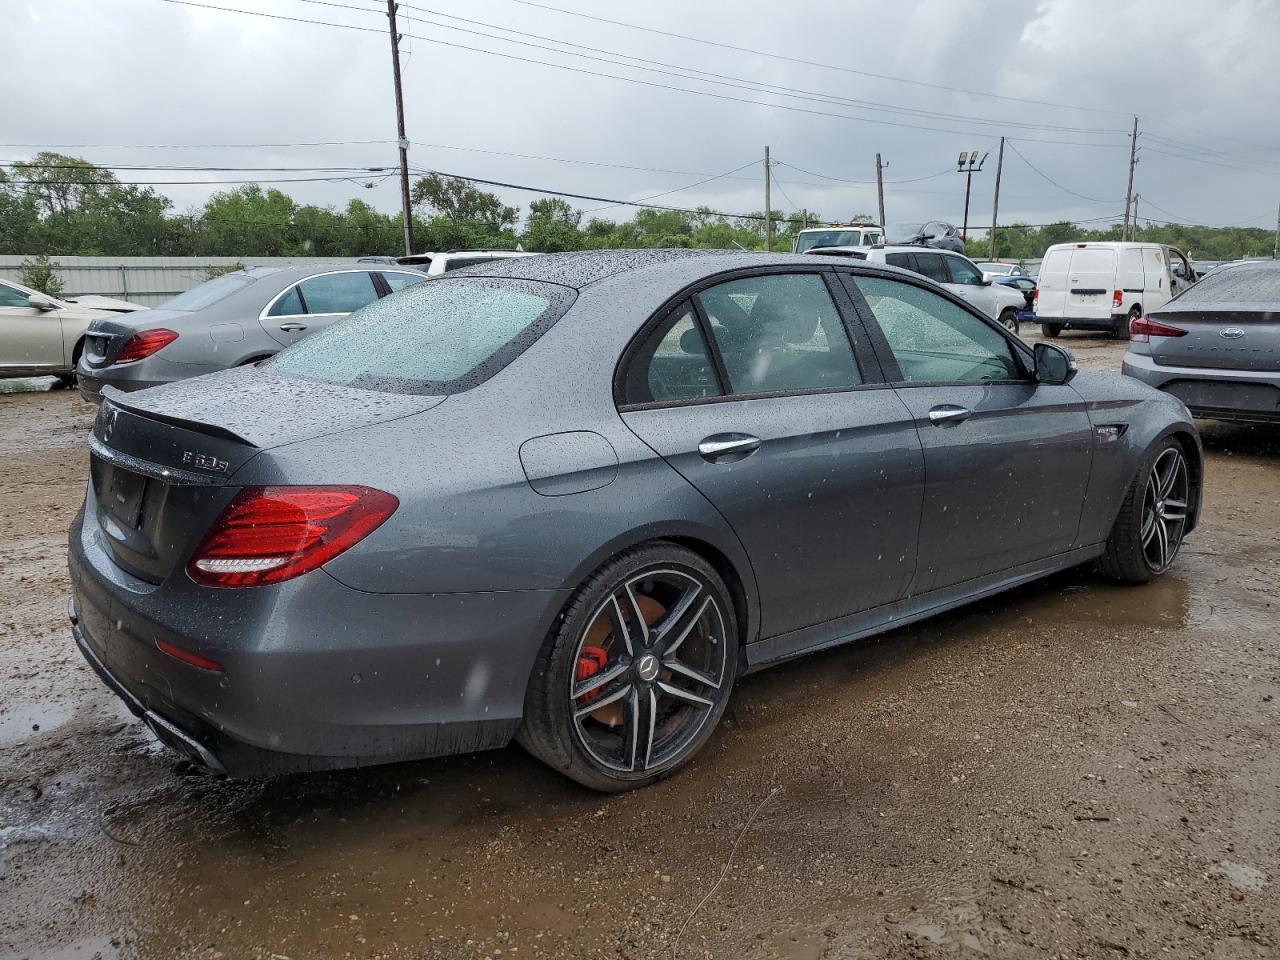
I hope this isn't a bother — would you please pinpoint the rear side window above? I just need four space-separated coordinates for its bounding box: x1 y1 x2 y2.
267 286 304 317
913 253 950 283
269 277 574 395
697 273 861 395
622 302 721 404
380 270 429 292
297 271 379 313
885 252 915 271
945 256 984 285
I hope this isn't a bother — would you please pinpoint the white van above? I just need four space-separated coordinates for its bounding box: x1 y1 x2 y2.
793 225 884 253
1035 242 1195 339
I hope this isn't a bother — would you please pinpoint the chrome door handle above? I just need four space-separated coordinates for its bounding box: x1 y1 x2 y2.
698 433 761 461
278 322 308 332
928 405 972 426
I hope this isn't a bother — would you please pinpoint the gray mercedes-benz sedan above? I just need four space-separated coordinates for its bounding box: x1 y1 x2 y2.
75 262 429 403
1122 259 1280 423
69 249 1202 791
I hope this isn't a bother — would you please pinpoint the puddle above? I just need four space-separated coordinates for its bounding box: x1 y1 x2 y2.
0 699 76 746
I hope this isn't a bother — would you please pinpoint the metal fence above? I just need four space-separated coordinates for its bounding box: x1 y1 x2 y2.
0 256 345 307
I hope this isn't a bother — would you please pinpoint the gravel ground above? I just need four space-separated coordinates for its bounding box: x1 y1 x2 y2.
1 333 1277 960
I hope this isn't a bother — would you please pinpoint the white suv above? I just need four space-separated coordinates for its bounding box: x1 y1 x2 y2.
806 245 1026 332
396 250 536 276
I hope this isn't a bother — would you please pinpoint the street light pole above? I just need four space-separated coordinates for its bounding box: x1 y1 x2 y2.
957 150 988 242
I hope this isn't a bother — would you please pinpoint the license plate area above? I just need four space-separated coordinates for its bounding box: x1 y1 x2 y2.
104 464 149 530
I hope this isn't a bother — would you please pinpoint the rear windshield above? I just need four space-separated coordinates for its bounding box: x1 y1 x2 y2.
795 230 867 252
268 277 575 395
1070 249 1116 274
1170 263 1280 305
160 272 256 311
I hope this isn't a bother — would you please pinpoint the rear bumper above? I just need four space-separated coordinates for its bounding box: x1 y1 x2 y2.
68 506 567 776
1122 353 1280 422
1040 314 1121 332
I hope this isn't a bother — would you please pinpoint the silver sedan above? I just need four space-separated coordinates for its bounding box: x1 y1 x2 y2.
75 263 428 403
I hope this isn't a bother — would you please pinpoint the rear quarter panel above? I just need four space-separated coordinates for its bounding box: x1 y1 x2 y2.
1070 370 1202 545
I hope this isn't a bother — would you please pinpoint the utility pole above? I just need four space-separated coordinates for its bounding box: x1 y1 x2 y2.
957 150 988 242
875 153 887 228
764 144 772 251
387 0 414 256
1274 203 1279 259
1122 115 1138 240
988 137 1005 260
1131 194 1140 241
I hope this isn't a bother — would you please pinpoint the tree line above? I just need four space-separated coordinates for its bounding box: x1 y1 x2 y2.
2 153 1273 263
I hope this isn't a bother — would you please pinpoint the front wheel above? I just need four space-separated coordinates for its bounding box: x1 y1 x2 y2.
518 543 739 792
998 308 1019 334
1098 441 1191 583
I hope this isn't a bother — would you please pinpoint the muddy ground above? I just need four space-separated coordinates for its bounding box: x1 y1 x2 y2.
1 333 1277 960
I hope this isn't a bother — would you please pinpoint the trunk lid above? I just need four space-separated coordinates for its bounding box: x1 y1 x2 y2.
1063 246 1116 320
1150 308 1280 372
82 308 192 369
90 366 445 583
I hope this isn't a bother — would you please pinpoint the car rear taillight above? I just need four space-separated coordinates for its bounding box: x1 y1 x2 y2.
1130 316 1188 342
1112 290 1123 309
188 485 398 588
1032 287 1039 304
115 328 179 363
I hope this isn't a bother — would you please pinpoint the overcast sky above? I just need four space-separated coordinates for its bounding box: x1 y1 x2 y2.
6 0 1280 236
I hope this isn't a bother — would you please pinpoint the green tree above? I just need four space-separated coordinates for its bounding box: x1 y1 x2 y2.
522 197 583 252
410 174 518 230
19 254 64 296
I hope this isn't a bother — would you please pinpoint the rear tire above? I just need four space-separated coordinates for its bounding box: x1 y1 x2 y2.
1041 323 1062 339
518 542 738 792
1113 305 1140 341
998 308 1019 334
1098 440 1190 584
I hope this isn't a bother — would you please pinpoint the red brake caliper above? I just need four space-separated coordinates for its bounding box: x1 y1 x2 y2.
575 646 609 703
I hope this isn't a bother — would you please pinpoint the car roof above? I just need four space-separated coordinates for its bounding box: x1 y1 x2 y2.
449 249 833 290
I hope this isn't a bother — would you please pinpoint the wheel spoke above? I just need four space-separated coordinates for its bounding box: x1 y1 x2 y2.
662 656 721 690
1141 509 1158 546
657 593 711 658
1153 515 1169 568
621 685 657 772
607 596 635 657
572 659 630 702
573 679 633 720
657 680 715 710
1157 453 1182 498
622 582 650 647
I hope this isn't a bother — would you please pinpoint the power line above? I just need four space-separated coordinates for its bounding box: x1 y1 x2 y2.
402 5 1125 138
492 0 1136 118
1006 141 1122 204
150 0 1129 146
0 139 396 150
581 159 761 214
775 161 956 186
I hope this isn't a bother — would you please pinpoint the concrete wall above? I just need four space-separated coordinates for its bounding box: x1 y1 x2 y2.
0 256 349 307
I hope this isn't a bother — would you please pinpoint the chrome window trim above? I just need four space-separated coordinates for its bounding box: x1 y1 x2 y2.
257 268 380 322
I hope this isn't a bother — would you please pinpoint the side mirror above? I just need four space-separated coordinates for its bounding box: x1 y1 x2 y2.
1034 342 1077 385
28 294 57 311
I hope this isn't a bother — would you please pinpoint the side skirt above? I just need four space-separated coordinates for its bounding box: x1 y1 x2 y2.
744 544 1104 670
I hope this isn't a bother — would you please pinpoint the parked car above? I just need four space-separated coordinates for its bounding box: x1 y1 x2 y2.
396 250 535 275
75 263 430 403
884 220 965 253
69 249 1201 790
975 261 1028 279
994 275 1037 325
1035 241 1195 339
0 278 144 384
792 224 884 253
1122 259 1280 423
806 245 1026 332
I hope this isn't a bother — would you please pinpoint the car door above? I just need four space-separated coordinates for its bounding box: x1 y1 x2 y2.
261 270 382 346
618 269 925 640
942 253 999 319
843 272 1094 594
0 281 65 372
